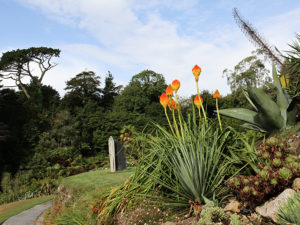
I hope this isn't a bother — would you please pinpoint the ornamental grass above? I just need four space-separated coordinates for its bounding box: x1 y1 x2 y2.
94 65 258 224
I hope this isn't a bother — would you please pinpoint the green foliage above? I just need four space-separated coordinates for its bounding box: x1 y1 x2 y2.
63 71 101 109
94 121 235 223
223 50 271 92
227 136 299 205
0 47 60 99
219 65 299 132
197 201 244 225
283 33 300 96
101 71 121 111
113 70 167 131
0 170 58 204
277 191 300 225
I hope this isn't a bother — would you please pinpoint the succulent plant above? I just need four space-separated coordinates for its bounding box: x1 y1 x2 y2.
272 158 282 167
262 152 270 159
279 143 285 149
227 137 298 205
279 167 293 180
290 162 300 174
268 137 279 147
243 178 250 185
285 155 298 163
218 65 299 133
258 170 269 181
252 190 258 196
275 151 283 158
242 186 250 194
270 178 278 186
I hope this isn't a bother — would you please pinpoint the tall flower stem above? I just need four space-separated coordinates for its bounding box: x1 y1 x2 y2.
216 98 222 131
196 81 207 121
164 108 175 136
174 93 184 141
169 97 180 137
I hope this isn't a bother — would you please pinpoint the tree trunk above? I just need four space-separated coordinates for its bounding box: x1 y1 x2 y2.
18 76 30 99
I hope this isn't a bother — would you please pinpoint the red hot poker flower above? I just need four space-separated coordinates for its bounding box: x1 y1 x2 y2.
171 80 180 93
192 65 201 82
160 93 169 108
168 98 177 110
166 85 174 96
194 95 203 109
213 89 220 99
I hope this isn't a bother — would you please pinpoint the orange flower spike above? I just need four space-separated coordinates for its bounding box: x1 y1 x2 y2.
213 89 220 99
168 98 177 110
194 95 203 109
171 80 180 93
166 84 174 96
192 65 201 82
160 93 169 108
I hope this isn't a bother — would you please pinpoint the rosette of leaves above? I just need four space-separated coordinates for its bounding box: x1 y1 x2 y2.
218 64 299 133
226 137 299 205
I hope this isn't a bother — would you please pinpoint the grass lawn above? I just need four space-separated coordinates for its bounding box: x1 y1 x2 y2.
0 195 54 223
62 167 135 192
0 168 134 224
44 168 135 224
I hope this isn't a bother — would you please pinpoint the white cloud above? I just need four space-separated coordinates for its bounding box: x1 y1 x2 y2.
11 1 300 98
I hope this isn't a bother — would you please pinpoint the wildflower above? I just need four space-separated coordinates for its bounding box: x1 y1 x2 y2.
160 93 169 108
214 89 222 131
192 65 201 81
213 89 220 98
160 93 175 136
171 80 180 93
166 85 173 96
168 98 177 110
194 95 203 109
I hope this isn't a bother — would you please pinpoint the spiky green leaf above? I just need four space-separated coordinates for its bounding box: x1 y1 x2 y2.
241 123 267 132
243 89 258 111
286 94 299 125
247 86 284 129
272 64 290 125
218 108 262 126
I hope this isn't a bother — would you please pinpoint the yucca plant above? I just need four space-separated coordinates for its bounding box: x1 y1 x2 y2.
277 191 300 225
218 64 299 133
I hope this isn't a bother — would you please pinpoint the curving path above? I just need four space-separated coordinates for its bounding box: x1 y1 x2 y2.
2 200 52 225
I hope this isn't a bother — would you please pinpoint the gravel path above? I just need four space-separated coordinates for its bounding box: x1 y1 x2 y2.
2 200 52 225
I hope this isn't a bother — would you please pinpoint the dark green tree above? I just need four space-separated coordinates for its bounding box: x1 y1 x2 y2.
0 89 27 174
113 70 167 131
0 47 60 99
63 71 101 110
101 71 122 111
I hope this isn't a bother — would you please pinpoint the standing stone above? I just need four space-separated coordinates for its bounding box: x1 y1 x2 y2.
108 136 127 172
108 136 116 172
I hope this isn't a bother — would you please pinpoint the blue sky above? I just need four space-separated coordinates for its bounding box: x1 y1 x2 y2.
1 0 300 97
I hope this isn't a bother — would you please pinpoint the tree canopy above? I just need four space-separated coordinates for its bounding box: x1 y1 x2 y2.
0 47 60 99
223 50 271 92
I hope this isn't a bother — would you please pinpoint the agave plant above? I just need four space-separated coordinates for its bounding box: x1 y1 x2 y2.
218 64 299 132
